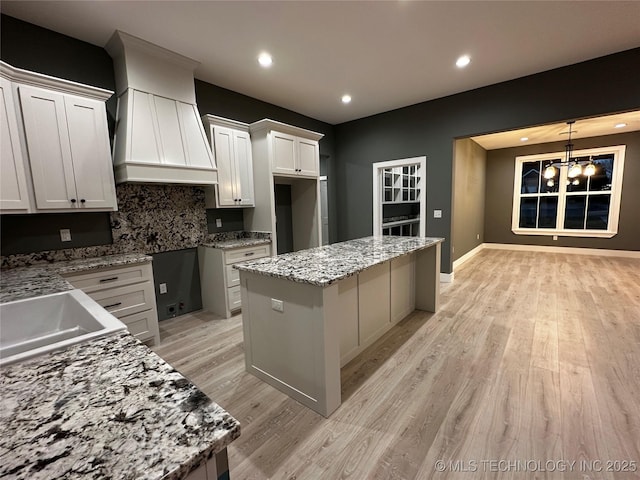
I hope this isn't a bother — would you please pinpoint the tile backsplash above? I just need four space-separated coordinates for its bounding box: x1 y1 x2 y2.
1 184 210 269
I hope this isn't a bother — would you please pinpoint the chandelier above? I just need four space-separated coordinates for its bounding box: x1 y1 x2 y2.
543 121 596 182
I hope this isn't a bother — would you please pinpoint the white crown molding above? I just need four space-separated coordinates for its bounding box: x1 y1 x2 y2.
0 61 113 101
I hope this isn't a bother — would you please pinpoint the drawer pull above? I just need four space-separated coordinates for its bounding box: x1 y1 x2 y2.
99 276 119 283
244 252 255 256
104 302 122 309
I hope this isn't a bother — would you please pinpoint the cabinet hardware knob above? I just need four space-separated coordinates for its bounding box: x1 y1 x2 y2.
80 199 86 203
244 252 255 256
99 277 119 283
104 302 122 309
70 198 77 203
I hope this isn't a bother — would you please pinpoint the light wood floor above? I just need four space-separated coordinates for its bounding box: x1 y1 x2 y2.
153 250 640 479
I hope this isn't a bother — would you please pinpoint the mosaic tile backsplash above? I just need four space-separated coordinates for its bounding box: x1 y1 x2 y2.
1 184 212 269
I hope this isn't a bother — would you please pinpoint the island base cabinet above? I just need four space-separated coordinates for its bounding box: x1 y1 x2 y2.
240 273 341 417
239 243 441 417
185 448 230 480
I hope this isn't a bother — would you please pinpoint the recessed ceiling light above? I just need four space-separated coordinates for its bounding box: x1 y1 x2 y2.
341 94 352 104
520 137 529 142
614 122 627 128
456 55 471 68
258 52 272 68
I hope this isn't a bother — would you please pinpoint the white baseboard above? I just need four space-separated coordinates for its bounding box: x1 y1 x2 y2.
452 244 485 270
483 243 640 258
440 272 454 283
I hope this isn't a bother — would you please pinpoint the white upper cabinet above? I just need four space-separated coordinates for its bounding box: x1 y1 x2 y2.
0 61 117 213
203 115 254 208
270 129 320 178
0 76 31 212
250 120 322 179
19 85 117 210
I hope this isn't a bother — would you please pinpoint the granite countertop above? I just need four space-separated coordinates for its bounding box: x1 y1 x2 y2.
0 253 151 303
201 231 271 250
0 331 241 480
234 236 444 287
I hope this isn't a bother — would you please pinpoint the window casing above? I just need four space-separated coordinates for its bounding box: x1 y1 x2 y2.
512 145 625 238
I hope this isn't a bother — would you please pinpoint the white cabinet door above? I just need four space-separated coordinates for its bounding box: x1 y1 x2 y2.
18 84 117 211
19 85 77 210
297 137 319 177
233 129 254 205
63 95 117 209
213 126 236 206
271 130 297 175
0 77 31 212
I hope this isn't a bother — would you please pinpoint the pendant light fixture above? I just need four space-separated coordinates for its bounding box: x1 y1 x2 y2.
543 121 596 180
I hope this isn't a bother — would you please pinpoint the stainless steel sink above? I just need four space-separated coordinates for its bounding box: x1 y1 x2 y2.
0 289 126 366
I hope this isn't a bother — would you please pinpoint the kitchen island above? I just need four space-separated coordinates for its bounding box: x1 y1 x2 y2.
235 236 443 417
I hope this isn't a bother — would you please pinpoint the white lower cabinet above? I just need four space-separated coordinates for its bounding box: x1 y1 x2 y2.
64 263 160 345
199 244 271 319
184 448 229 480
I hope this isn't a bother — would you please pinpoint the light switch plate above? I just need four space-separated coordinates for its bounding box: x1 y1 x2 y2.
216 218 222 228
60 229 72 242
159 283 168 294
433 209 442 218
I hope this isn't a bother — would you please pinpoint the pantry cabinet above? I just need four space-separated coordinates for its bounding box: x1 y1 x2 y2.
0 61 117 214
202 115 254 207
0 76 31 212
246 119 323 255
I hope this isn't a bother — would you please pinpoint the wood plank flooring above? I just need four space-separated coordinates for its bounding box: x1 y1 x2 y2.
152 250 640 479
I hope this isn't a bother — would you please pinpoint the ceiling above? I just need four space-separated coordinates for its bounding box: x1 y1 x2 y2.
471 111 640 150
2 1 639 125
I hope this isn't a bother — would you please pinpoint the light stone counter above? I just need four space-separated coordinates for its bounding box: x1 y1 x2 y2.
0 253 151 303
234 236 443 286
0 331 240 480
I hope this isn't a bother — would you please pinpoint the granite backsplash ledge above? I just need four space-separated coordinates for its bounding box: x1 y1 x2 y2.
2 184 211 269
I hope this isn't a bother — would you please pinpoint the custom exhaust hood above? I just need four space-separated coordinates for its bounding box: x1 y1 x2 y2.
105 31 217 185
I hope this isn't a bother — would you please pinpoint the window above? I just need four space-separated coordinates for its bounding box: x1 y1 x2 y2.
512 145 625 238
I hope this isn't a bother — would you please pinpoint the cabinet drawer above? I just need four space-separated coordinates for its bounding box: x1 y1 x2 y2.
64 263 152 292
227 285 242 311
224 244 270 264
226 264 240 287
120 310 156 342
88 281 154 318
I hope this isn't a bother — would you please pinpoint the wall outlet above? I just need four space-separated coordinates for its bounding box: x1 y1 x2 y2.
271 298 284 313
159 283 167 294
553 235 558 241
433 209 442 218
216 218 222 228
166 304 177 317
60 229 72 242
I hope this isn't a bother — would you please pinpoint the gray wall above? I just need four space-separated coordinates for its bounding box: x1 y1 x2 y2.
485 131 640 250
452 139 486 261
334 47 640 273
